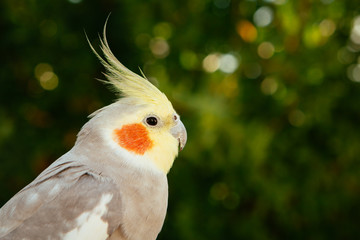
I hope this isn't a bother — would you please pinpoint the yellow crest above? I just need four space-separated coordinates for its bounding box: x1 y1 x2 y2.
87 23 173 109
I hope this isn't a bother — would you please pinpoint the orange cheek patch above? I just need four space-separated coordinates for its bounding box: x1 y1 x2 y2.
113 123 153 155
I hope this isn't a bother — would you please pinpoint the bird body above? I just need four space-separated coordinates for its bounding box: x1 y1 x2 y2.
0 27 186 240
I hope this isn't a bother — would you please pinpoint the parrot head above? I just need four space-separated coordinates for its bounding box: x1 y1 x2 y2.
78 29 187 174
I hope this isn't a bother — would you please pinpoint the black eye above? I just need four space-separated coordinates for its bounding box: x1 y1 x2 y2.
146 116 158 126
174 115 178 121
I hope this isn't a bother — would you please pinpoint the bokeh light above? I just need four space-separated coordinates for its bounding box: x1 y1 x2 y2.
319 19 336 37
347 64 360 82
236 20 257 43
219 53 239 74
306 67 324 85
303 24 323 48
253 6 274 27
261 77 278 95
179 50 198 70
257 42 275 59
202 53 220 73
288 109 306 127
34 63 59 91
149 38 170 58
337 47 355 64
350 15 360 45
153 22 173 40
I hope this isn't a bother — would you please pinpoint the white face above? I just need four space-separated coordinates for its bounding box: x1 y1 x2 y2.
99 102 186 174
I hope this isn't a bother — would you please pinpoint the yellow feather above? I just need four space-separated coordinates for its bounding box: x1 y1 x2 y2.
87 20 173 110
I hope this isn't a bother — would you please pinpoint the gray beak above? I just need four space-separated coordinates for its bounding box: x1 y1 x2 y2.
170 120 187 151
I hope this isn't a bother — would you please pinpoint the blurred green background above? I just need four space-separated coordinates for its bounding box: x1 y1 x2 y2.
1 0 360 239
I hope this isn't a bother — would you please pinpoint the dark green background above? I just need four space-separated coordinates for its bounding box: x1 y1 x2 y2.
1 0 360 239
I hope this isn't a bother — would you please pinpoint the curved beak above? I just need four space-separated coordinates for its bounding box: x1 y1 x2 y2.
170 120 187 151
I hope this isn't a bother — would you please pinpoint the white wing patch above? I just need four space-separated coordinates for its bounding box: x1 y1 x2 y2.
62 193 113 240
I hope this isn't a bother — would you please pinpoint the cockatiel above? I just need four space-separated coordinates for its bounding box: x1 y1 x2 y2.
0 27 187 240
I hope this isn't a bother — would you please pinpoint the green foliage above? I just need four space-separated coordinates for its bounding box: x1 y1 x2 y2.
1 0 360 239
